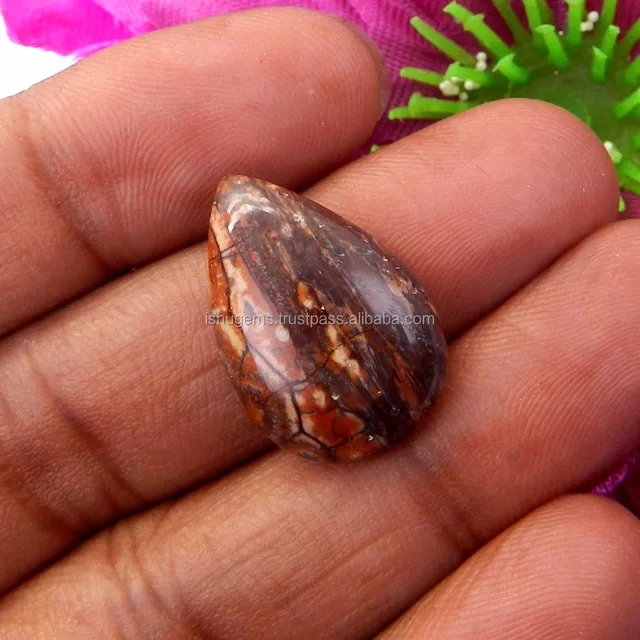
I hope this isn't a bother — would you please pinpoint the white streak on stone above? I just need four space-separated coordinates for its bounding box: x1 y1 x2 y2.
228 200 276 233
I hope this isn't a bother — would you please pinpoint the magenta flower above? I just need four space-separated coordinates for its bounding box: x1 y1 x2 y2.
2 0 639 493
0 0 134 56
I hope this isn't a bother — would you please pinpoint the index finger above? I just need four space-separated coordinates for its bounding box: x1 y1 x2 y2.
0 7 387 335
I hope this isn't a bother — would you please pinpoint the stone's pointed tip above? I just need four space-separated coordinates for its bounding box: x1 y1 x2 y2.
207 179 447 462
212 175 273 222
215 174 255 198
220 174 254 184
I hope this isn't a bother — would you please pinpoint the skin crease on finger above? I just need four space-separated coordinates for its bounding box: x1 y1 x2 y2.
382 495 640 640
0 100 619 596
0 7 387 336
1 119 640 639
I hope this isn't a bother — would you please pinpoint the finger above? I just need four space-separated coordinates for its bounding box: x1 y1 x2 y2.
308 97 619 336
0 102 623 611
382 495 640 640
0 7 387 335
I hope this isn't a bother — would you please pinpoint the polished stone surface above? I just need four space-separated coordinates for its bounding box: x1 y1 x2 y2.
208 176 447 461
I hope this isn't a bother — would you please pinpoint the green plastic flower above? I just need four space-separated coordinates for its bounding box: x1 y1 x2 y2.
389 0 640 214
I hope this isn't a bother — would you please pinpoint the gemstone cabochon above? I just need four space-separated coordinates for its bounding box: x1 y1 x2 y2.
208 176 447 462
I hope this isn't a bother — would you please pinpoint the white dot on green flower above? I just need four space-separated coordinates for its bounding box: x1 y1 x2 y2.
439 80 461 96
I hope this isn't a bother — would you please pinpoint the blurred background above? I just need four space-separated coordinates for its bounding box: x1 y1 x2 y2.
0 14 73 98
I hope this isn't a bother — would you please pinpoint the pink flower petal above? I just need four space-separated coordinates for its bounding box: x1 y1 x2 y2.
0 0 134 55
592 453 639 496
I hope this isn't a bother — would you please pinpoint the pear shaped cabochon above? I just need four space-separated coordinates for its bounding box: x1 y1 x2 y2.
208 176 447 462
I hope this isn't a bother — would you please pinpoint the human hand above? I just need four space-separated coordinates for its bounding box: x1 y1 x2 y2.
0 8 639 638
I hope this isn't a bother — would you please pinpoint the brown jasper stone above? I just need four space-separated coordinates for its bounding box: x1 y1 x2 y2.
208 176 447 462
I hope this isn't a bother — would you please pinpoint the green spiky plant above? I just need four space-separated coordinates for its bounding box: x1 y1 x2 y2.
387 0 640 212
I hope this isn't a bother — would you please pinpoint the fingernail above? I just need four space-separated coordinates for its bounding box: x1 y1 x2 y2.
336 19 390 118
